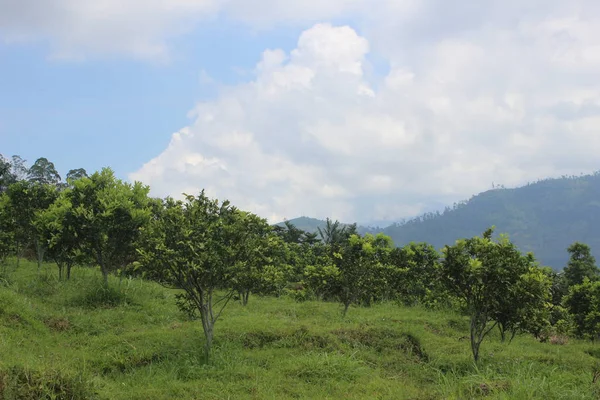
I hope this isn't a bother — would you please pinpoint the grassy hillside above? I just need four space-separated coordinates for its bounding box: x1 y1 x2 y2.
1 260 600 399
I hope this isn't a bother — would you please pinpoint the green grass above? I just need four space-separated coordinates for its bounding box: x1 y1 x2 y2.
1 259 600 399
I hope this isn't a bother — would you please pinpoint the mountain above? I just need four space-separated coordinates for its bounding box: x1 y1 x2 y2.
280 172 600 269
382 172 600 269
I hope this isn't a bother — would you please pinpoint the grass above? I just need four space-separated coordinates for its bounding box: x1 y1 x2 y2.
1 259 600 399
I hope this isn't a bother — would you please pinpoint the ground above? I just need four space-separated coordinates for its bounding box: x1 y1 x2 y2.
0 260 598 399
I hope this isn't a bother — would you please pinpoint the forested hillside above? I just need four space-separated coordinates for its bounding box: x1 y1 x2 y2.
382 173 600 269
283 172 600 270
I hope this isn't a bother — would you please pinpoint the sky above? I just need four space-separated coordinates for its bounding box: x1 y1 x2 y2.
1 1 600 225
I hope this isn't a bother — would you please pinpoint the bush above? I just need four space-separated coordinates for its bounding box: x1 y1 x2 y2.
0 365 97 400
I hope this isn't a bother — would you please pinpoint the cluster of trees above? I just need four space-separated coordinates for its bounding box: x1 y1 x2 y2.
2 154 600 363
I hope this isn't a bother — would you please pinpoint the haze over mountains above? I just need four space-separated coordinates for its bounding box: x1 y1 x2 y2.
278 172 600 270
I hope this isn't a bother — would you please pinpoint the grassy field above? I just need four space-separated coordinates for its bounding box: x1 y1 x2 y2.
1 260 599 399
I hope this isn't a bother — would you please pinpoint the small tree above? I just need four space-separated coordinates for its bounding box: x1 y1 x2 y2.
564 242 599 287
36 195 85 280
5 181 58 269
329 233 394 316
564 278 600 340
439 228 548 362
68 168 151 285
0 195 14 276
137 192 269 360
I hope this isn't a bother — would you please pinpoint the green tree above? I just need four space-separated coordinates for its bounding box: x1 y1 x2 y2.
4 181 58 269
318 218 355 248
65 168 88 184
228 212 283 305
0 195 14 276
331 233 394 316
564 242 599 287
67 168 151 285
36 195 85 280
27 157 62 186
391 242 444 307
439 228 547 362
137 192 269 360
564 278 600 340
10 155 28 181
0 154 16 193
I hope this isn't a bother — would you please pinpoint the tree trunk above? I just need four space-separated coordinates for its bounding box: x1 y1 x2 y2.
66 263 72 280
470 317 480 363
97 251 108 286
242 290 250 306
34 239 45 272
58 263 63 281
343 301 350 317
204 322 214 361
499 324 506 343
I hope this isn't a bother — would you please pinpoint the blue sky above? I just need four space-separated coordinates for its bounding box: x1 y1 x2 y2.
1 18 303 180
1 1 600 224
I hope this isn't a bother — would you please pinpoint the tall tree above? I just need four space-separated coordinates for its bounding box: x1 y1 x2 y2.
27 157 61 186
0 154 16 193
564 242 599 287
65 168 88 184
10 155 28 181
67 168 151 285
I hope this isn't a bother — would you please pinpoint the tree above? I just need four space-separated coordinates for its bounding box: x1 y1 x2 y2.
0 195 14 275
318 218 354 248
27 157 61 186
439 228 548 362
228 212 283 305
67 168 151 285
327 233 394 316
564 242 599 287
137 192 269 360
391 242 443 307
564 278 600 340
66 168 88 184
36 195 85 280
0 154 16 193
4 181 58 269
10 155 28 181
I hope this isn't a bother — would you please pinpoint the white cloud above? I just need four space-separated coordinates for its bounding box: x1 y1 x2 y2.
4 0 600 223
130 6 600 223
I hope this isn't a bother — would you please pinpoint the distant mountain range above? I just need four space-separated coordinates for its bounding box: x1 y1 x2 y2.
276 172 600 269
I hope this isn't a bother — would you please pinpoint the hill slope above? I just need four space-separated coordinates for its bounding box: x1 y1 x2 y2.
382 173 600 269
1 260 599 399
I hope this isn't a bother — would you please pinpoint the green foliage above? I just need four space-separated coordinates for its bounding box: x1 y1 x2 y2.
564 278 600 339
439 228 551 361
564 242 599 287
27 157 62 186
137 192 273 359
380 172 600 269
66 168 151 285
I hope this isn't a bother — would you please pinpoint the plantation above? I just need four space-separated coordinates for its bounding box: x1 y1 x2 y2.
0 260 599 399
3 157 600 398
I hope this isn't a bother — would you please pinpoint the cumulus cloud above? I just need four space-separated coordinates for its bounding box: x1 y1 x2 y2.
131 3 600 223
5 0 600 223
